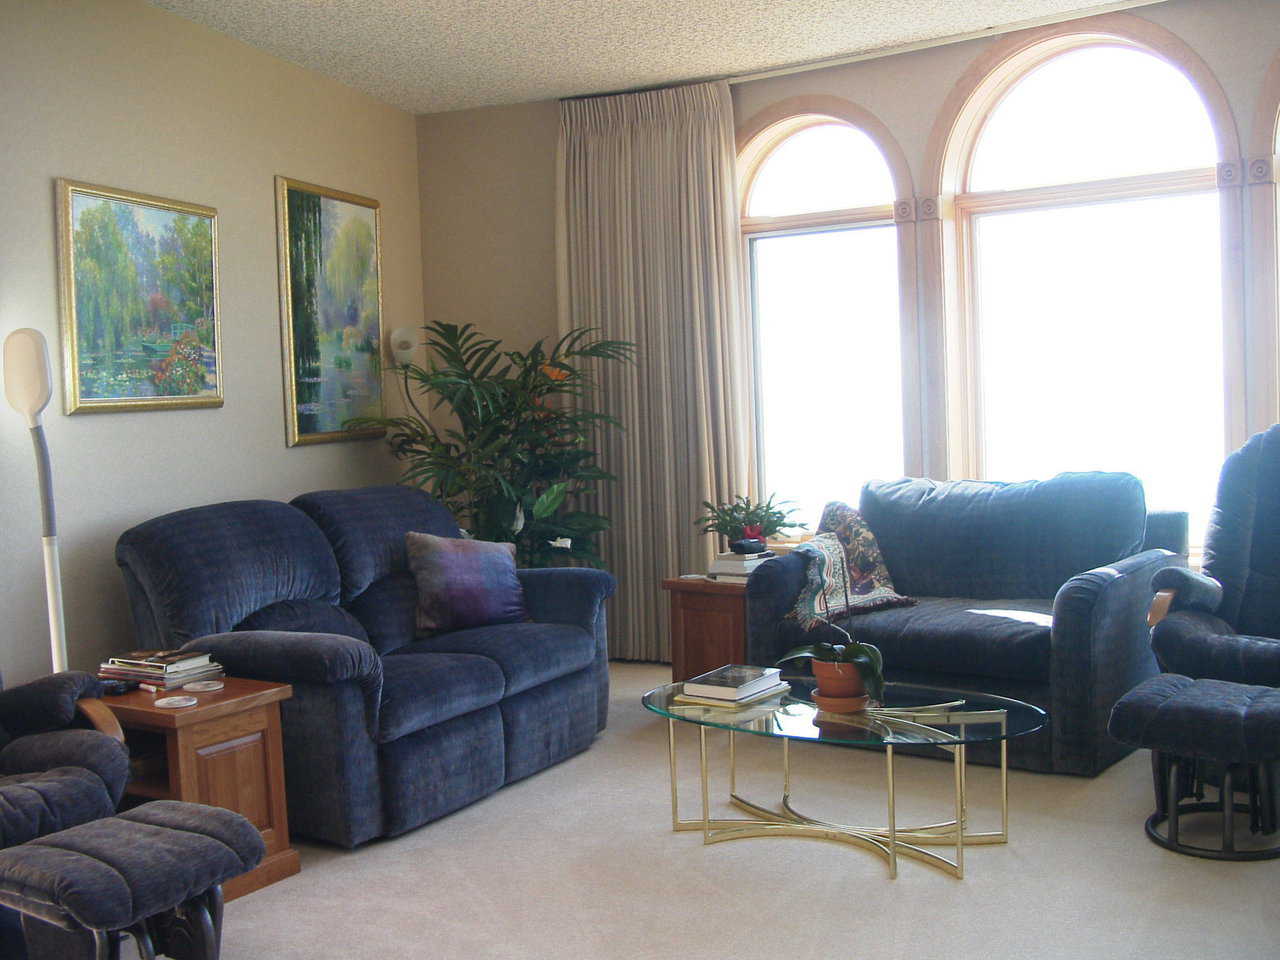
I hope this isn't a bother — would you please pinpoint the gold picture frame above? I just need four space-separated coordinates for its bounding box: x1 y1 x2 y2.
275 176 386 446
56 178 223 413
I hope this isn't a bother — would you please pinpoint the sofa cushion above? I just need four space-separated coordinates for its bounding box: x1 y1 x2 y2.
236 599 369 642
292 486 460 603
116 500 341 647
348 572 419 655
398 623 597 698
0 767 117 848
843 597 1054 683
378 653 505 743
860 473 1146 600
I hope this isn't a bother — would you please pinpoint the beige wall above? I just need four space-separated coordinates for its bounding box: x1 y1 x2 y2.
0 0 423 683
417 101 561 348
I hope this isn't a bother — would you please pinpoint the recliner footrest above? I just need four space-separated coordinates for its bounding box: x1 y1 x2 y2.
0 800 265 959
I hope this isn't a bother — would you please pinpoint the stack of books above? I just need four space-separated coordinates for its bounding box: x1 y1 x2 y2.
98 650 224 691
673 664 789 708
707 551 775 581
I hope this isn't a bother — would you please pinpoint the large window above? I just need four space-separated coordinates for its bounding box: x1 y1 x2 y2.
955 44 1225 537
742 120 905 525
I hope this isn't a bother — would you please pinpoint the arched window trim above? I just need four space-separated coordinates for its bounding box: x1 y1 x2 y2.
736 96 924 490
921 14 1246 478
1246 52 1280 434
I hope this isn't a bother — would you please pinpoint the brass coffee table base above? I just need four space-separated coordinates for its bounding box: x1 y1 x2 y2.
666 720 1009 879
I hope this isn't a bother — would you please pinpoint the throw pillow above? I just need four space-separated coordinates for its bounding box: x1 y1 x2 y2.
405 532 527 633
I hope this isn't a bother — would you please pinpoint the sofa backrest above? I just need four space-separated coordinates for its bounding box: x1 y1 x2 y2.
1204 423 1280 636
116 499 364 649
859 472 1147 600
291 485 461 654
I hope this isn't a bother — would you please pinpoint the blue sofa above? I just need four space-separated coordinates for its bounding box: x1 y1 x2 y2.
116 485 615 848
746 473 1187 776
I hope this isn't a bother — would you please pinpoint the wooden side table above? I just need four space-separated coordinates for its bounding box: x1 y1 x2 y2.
662 577 748 681
103 677 301 900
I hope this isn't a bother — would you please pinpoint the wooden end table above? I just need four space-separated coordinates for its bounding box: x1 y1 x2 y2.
662 576 748 681
103 677 301 900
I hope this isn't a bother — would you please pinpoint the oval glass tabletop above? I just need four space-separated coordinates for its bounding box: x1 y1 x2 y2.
642 679 1047 748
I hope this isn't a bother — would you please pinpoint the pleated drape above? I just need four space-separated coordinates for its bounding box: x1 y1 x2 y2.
556 80 755 661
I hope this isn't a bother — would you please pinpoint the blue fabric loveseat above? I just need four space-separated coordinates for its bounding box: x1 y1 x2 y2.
745 473 1186 776
116 485 615 848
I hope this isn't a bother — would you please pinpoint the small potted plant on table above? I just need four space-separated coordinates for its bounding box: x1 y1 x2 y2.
777 624 885 713
695 493 806 552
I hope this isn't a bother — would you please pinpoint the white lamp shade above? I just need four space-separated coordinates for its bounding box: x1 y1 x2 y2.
4 328 53 427
389 326 417 366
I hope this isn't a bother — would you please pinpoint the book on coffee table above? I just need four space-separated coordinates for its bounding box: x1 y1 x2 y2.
681 664 782 700
673 681 790 708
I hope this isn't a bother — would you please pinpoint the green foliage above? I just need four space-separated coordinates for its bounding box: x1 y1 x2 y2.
326 217 376 330
348 321 635 567
156 215 214 327
695 493 806 541
777 626 885 703
74 203 143 355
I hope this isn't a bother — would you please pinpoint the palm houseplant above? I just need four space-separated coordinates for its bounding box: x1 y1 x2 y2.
777 623 885 713
349 321 634 567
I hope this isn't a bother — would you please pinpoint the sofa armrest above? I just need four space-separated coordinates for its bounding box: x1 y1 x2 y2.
183 631 382 734
1150 609 1280 684
0 672 102 740
517 567 616 732
1149 566 1224 625
182 631 386 847
1050 548 1183 773
517 568 615 633
745 552 810 666
0 729 130 807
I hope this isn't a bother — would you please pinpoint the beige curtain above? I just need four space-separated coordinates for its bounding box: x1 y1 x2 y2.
557 80 755 661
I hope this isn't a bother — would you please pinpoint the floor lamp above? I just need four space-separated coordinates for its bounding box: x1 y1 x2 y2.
3 328 68 673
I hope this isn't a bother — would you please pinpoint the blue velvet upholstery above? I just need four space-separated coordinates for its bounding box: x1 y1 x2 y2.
292 485 460 602
836 598 1053 682
1150 425 1280 689
378 707 505 838
378 653 505 742
0 800 263 932
746 474 1180 776
860 473 1147 600
402 622 597 698
119 486 616 848
1110 674 1280 765
116 499 342 648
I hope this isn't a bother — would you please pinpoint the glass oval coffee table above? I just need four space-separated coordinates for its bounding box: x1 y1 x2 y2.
642 679 1047 879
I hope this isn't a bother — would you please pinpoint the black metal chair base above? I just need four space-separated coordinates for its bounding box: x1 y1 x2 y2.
22 885 224 960
1145 805 1280 861
1147 751 1280 861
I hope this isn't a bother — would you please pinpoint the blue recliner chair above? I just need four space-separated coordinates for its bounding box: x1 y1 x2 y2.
1150 424 1280 686
116 485 615 849
0 671 129 956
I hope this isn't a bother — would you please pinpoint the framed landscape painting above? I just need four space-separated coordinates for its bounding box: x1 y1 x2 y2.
275 176 385 446
56 179 222 413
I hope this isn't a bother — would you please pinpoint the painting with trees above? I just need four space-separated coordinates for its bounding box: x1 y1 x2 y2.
56 180 221 412
276 177 384 446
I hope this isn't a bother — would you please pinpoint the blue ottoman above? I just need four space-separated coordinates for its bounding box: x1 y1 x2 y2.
0 800 264 959
1109 674 1280 860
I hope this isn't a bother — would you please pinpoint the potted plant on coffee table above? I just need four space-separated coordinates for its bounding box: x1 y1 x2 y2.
776 623 885 713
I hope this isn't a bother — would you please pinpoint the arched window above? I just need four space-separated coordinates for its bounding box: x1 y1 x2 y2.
952 42 1225 537
740 115 909 525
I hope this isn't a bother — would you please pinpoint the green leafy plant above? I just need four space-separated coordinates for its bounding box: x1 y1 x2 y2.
776 624 885 703
695 493 806 542
348 321 634 567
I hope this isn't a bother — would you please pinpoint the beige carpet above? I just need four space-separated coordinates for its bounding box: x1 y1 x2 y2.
200 663 1277 959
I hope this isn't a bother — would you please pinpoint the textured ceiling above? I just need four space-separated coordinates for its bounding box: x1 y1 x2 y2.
148 0 1163 115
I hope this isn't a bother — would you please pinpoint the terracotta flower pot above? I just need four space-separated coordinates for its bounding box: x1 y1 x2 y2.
811 660 870 713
